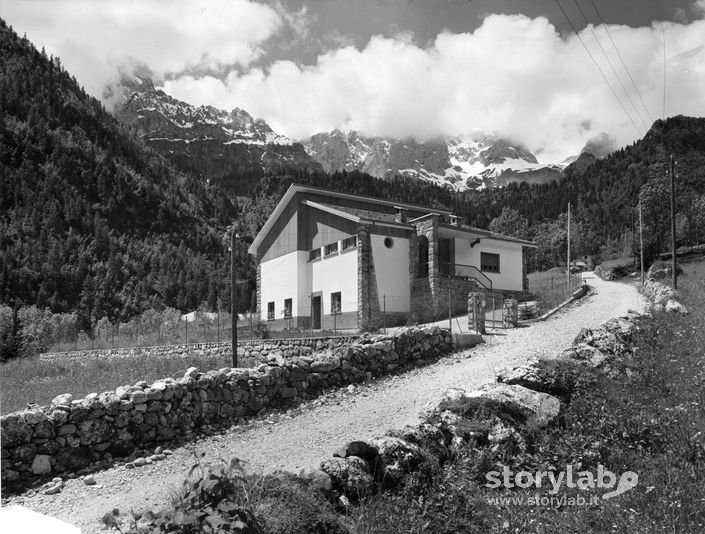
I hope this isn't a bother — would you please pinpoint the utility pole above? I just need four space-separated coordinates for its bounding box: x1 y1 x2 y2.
639 201 645 285
231 230 238 367
669 155 678 290
567 202 571 289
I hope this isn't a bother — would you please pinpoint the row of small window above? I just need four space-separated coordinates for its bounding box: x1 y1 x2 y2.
266 293 343 320
309 236 357 261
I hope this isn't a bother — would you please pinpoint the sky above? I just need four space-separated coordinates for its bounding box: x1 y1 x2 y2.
4 0 705 162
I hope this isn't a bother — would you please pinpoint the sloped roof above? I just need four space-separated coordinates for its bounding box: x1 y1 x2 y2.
248 184 450 255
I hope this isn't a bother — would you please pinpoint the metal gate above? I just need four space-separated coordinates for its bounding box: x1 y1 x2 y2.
483 290 506 330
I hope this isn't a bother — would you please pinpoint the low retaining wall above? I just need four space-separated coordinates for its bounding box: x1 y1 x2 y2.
1 327 452 488
39 336 360 362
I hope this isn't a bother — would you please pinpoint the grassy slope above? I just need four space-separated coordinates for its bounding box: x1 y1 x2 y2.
355 260 705 533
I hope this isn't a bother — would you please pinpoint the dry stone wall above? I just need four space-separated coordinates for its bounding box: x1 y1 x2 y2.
39 336 360 362
1 327 451 488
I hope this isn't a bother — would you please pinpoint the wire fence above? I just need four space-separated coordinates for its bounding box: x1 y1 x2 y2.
526 270 584 316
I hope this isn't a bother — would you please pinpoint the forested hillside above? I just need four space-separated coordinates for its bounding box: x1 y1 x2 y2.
0 18 247 334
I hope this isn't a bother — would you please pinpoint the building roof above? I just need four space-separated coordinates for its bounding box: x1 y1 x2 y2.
247 183 536 256
438 222 537 247
248 183 451 255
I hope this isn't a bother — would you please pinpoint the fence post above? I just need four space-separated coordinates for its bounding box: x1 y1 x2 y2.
448 288 452 333
383 295 386 334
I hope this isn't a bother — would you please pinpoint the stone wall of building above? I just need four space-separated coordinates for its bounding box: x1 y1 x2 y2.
2 327 452 488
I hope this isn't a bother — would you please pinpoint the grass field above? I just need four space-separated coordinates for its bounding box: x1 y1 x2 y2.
0 352 255 415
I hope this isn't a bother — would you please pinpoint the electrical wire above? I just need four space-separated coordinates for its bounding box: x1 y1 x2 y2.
571 0 650 132
588 0 655 125
553 0 644 137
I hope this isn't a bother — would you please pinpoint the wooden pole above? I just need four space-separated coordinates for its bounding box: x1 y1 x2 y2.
669 155 677 289
231 230 238 367
567 202 571 289
639 201 645 285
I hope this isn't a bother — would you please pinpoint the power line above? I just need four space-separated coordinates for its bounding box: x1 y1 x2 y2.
571 0 649 132
553 0 643 137
656 0 667 119
588 0 655 125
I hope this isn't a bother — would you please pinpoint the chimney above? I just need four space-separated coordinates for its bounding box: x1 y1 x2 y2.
450 215 461 226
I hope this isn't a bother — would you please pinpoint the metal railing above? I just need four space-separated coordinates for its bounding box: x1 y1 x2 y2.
438 262 493 291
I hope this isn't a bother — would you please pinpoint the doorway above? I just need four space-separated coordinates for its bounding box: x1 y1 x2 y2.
311 295 322 329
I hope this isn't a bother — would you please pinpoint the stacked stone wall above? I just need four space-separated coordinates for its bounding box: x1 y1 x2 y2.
39 337 360 362
2 327 452 488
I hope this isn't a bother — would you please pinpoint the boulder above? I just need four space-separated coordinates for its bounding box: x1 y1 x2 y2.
497 358 593 399
573 327 631 358
647 261 682 281
319 456 375 499
466 384 560 427
371 436 427 488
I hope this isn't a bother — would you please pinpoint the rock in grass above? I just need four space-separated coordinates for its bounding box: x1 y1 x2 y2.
319 456 374 499
466 384 560 427
371 436 427 488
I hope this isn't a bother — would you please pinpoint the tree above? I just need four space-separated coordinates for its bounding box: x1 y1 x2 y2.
488 207 529 239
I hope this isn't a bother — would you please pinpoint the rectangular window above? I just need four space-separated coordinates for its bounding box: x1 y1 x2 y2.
439 238 453 275
341 235 357 250
481 252 500 273
283 298 292 318
267 302 275 321
309 248 322 261
325 242 339 256
331 292 341 315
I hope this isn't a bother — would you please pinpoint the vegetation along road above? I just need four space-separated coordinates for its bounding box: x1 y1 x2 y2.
6 274 648 533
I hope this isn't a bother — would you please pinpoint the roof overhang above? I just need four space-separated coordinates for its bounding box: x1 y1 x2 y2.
438 223 537 248
248 183 449 255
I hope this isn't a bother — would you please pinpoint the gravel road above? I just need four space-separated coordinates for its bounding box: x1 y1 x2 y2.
4 274 647 533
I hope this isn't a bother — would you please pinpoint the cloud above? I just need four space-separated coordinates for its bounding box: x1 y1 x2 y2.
164 11 705 161
6 1 705 162
3 0 284 96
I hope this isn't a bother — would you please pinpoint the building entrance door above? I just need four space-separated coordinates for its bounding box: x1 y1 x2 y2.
311 295 322 329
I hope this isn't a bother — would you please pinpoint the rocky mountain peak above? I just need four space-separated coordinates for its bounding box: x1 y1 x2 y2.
111 78 321 193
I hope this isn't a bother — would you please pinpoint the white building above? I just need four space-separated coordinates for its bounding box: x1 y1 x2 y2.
248 184 535 330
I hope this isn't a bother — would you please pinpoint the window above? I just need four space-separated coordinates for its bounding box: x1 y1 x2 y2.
342 235 357 250
481 252 500 273
283 298 292 318
309 248 321 261
439 238 452 276
267 302 275 321
418 235 429 277
384 237 394 248
331 292 341 315
325 242 339 256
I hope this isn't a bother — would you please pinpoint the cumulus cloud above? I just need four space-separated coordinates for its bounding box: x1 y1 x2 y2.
163 12 705 161
6 1 705 162
3 0 284 96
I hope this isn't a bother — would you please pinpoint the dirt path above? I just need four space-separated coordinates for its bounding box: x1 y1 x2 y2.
5 274 647 532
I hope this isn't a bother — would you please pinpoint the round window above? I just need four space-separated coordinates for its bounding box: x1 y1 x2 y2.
384 237 394 248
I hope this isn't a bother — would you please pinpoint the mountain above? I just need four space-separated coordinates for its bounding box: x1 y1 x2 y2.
0 18 255 331
303 130 563 190
113 76 322 194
